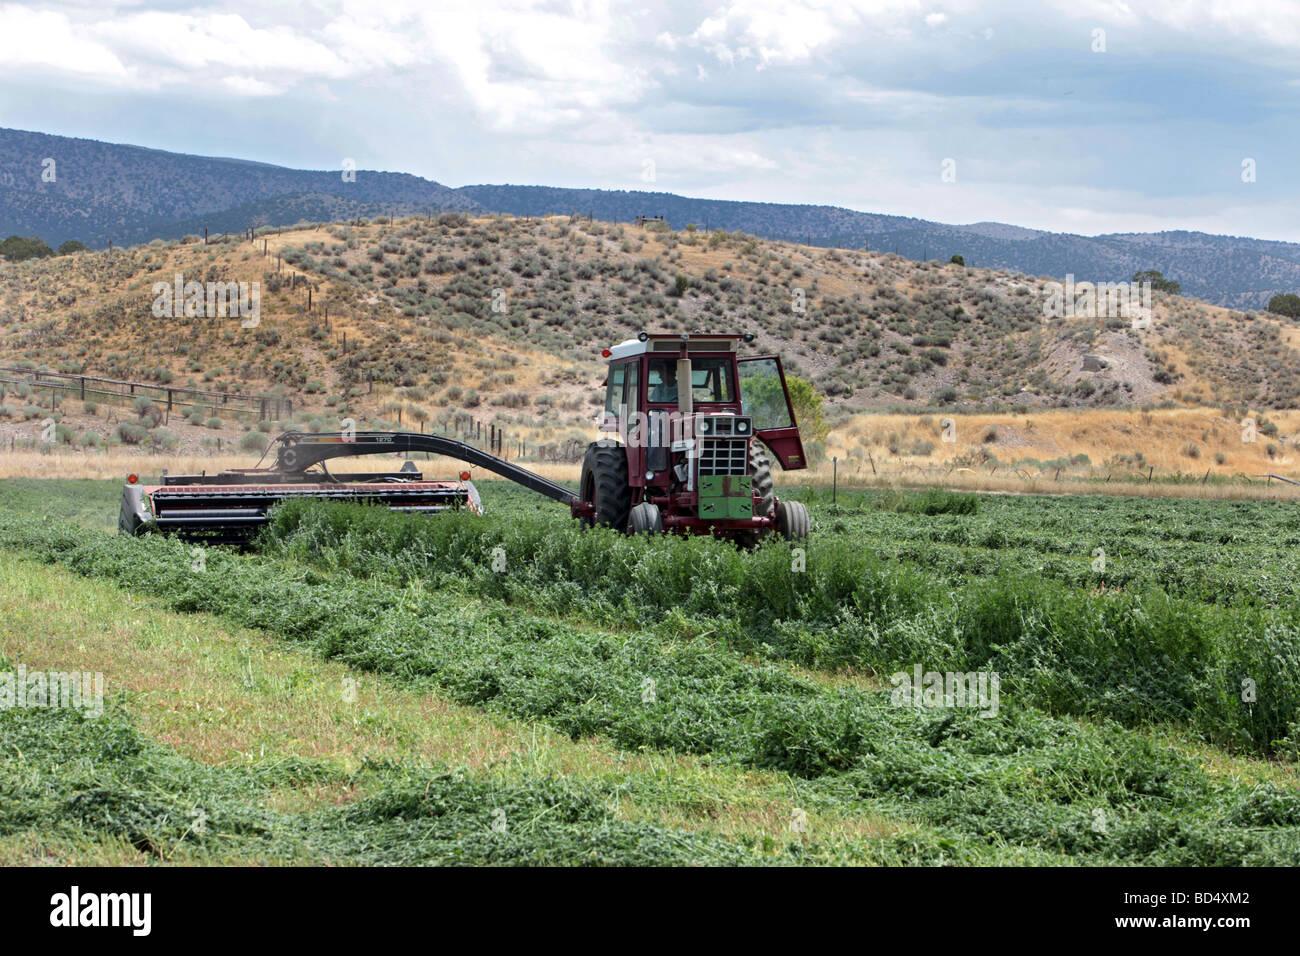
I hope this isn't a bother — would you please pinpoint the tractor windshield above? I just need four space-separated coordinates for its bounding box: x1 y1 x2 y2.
647 357 735 404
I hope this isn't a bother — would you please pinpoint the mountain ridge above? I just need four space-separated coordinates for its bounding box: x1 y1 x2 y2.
3 127 1299 309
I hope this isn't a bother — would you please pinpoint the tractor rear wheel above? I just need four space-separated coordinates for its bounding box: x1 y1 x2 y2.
628 501 663 535
732 441 777 549
748 441 775 518
775 500 810 541
580 443 632 530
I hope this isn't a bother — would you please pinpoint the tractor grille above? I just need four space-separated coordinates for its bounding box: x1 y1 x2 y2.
697 437 749 476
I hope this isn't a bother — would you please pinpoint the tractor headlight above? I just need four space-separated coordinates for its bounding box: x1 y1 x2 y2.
737 420 750 434
698 418 713 435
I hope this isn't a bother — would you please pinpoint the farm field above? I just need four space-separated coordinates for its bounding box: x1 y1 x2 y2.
0 477 1297 865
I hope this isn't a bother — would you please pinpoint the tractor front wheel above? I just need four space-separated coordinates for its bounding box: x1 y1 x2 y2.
775 500 810 542
628 501 663 535
580 443 632 530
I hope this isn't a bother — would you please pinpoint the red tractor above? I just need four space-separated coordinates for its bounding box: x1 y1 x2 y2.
572 331 810 542
120 331 811 546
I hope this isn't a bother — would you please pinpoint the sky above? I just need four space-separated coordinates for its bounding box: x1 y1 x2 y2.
1 0 1297 241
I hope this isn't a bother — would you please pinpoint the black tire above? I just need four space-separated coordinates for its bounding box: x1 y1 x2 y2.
628 501 663 535
732 442 776 550
580 442 631 530
775 499 810 542
749 441 775 518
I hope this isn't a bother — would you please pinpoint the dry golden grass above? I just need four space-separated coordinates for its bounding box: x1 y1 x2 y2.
0 450 256 480
8 405 1300 502
828 406 1300 479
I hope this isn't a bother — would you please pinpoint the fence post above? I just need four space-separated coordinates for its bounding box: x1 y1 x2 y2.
80 377 85 400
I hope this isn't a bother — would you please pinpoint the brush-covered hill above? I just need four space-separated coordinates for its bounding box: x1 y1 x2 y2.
6 128 1300 308
3 213 1300 459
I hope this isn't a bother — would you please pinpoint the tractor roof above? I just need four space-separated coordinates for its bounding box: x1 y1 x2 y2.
607 332 745 360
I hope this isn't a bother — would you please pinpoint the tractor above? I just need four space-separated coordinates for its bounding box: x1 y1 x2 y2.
120 331 811 544
572 331 810 542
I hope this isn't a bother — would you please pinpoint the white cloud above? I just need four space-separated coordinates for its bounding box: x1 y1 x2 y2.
0 5 130 79
94 12 350 76
0 0 1297 241
220 75 283 97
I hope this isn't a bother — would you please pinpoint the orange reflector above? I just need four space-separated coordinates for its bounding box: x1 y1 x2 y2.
127 474 138 484
459 471 471 481
601 348 611 358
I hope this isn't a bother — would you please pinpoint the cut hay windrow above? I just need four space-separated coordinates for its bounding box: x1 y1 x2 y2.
261 497 1300 756
1 513 1298 864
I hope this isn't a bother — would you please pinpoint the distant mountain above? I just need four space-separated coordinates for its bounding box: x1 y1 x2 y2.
3 127 1299 308
0 128 477 248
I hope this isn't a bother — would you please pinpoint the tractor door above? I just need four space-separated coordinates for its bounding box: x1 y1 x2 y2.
737 355 807 470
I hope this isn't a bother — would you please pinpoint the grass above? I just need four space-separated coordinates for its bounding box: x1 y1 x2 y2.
260 493 1300 755
1 506 1299 863
1 693 783 866
0 551 898 853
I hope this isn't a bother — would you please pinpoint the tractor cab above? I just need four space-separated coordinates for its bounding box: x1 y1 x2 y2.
577 332 810 541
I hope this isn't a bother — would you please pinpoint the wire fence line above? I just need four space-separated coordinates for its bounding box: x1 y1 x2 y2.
0 366 292 421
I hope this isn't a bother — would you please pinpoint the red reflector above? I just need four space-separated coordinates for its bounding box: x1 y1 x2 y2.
601 348 611 358
127 474 138 484
459 471 471 481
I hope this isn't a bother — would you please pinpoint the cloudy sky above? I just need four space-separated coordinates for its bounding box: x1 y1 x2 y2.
1 0 1297 240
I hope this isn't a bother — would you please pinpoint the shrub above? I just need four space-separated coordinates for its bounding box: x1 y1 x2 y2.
114 422 149 445
150 428 180 451
1266 293 1300 318
239 431 270 452
206 417 223 429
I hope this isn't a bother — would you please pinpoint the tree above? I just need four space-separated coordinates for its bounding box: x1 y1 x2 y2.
669 274 690 297
949 254 965 266
744 371 829 441
57 240 88 255
786 376 830 441
1266 293 1300 318
0 235 55 262
1131 270 1181 294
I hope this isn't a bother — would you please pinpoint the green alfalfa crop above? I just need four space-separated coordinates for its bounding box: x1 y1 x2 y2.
259 499 1300 755
3 515 1300 863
